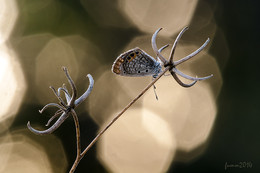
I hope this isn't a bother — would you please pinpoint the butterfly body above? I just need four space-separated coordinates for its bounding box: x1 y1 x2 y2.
112 47 162 78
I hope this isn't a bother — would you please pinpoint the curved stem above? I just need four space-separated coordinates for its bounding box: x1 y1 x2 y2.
158 44 169 52
156 44 169 64
39 103 66 113
172 68 213 81
170 70 197 87
174 38 210 66
63 67 77 106
169 26 189 63
58 85 71 104
49 86 66 107
75 74 94 106
151 28 168 64
27 112 69 135
45 109 63 126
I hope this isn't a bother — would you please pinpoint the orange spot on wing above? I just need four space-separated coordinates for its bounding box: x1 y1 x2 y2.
128 52 136 62
119 58 124 62
112 58 124 74
113 68 120 74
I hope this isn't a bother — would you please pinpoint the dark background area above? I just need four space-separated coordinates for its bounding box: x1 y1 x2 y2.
171 1 260 173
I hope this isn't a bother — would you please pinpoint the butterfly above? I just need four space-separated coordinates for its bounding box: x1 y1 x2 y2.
111 47 162 78
112 47 165 100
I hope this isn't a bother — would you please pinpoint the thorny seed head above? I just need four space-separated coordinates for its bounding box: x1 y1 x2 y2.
151 27 213 87
27 67 94 135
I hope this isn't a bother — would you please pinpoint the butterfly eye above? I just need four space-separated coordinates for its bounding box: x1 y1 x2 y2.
146 70 148 72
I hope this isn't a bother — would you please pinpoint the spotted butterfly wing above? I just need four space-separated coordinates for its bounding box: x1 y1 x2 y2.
112 47 161 78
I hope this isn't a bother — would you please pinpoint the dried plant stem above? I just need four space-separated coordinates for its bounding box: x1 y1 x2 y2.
69 109 82 173
82 66 169 155
37 27 212 173
69 66 170 173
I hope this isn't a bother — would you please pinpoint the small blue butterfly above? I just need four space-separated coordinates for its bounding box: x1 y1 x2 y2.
112 47 162 78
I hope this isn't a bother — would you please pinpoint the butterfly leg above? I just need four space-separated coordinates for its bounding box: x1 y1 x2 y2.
151 76 159 100
153 84 159 100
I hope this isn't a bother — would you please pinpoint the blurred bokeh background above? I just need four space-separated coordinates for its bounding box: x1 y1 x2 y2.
0 0 259 172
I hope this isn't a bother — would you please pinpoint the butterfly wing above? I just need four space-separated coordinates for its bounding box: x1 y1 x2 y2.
112 47 161 77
